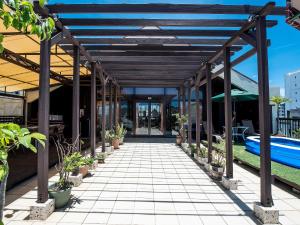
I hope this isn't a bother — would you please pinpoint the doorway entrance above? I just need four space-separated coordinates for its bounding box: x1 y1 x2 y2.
136 101 163 135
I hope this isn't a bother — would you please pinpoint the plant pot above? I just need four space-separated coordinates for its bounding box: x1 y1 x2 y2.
176 135 182 146
105 146 113 154
48 185 72 209
79 165 89 177
89 160 98 170
209 165 224 180
112 138 120 149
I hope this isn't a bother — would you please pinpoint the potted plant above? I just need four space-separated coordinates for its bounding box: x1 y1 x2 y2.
111 133 120 150
96 152 106 164
0 123 46 219
49 137 79 208
105 130 114 153
116 123 127 145
198 145 208 166
209 148 225 180
84 157 97 170
174 113 188 146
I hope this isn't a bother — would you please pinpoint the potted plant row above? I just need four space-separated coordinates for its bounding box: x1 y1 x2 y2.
49 137 97 208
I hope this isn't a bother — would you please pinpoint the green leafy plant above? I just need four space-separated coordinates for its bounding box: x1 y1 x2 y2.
115 123 127 138
173 113 188 139
0 123 46 219
0 0 55 53
82 157 94 167
199 146 208 158
51 137 81 191
211 147 225 168
96 152 106 164
293 128 300 139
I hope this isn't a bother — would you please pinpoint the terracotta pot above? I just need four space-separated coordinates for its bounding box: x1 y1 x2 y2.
209 165 224 180
176 135 182 146
112 138 120 149
79 165 89 177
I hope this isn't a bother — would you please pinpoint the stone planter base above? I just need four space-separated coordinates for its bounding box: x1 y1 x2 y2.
221 177 238 190
253 202 279 224
29 199 55 220
68 174 83 187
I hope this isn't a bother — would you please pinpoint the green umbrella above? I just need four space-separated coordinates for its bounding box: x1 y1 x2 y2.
212 89 258 125
212 89 258 102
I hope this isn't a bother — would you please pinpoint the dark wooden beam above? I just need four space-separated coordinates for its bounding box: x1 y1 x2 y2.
37 38 50 204
47 4 285 15
196 2 276 85
90 62 96 158
187 81 192 146
256 15 272 207
100 73 107 152
114 85 118 127
109 81 113 130
61 45 243 51
60 18 278 27
224 47 233 179
84 56 210 62
72 45 80 151
69 38 247 45
195 85 200 150
206 63 213 164
103 65 200 70
86 51 218 57
69 29 237 37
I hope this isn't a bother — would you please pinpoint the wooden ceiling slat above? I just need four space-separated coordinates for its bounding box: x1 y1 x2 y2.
65 38 247 45
69 29 237 37
61 45 242 51
47 4 285 15
60 18 278 27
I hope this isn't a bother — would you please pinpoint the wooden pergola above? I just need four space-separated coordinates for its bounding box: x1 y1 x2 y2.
30 1 285 210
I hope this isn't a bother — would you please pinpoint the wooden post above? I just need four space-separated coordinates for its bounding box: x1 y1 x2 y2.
114 85 118 127
37 38 50 203
109 81 113 130
72 45 80 151
256 15 272 207
187 81 192 146
178 87 181 116
224 47 233 178
182 86 186 115
90 62 96 158
101 74 107 152
206 63 213 163
195 85 201 150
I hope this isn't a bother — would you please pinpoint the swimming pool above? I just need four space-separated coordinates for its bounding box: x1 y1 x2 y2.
245 136 300 169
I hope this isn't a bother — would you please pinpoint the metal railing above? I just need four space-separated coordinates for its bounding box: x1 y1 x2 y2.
278 118 300 137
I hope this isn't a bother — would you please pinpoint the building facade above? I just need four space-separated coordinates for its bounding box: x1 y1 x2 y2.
285 70 300 113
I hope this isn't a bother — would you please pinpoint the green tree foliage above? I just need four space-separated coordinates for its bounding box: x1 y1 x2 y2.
0 0 55 53
0 123 46 180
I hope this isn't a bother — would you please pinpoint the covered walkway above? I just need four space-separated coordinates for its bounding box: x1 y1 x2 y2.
4 138 299 225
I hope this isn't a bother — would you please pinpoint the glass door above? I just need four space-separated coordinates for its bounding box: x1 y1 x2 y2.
136 102 163 135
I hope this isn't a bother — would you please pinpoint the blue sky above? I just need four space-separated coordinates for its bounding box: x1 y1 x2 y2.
48 0 300 89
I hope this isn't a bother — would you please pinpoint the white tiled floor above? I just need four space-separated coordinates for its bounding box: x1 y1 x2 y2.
3 138 300 225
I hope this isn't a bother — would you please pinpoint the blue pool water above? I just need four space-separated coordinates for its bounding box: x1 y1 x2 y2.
245 136 300 169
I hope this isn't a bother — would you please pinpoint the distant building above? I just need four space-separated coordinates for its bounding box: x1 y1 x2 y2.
270 86 285 133
285 70 300 115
